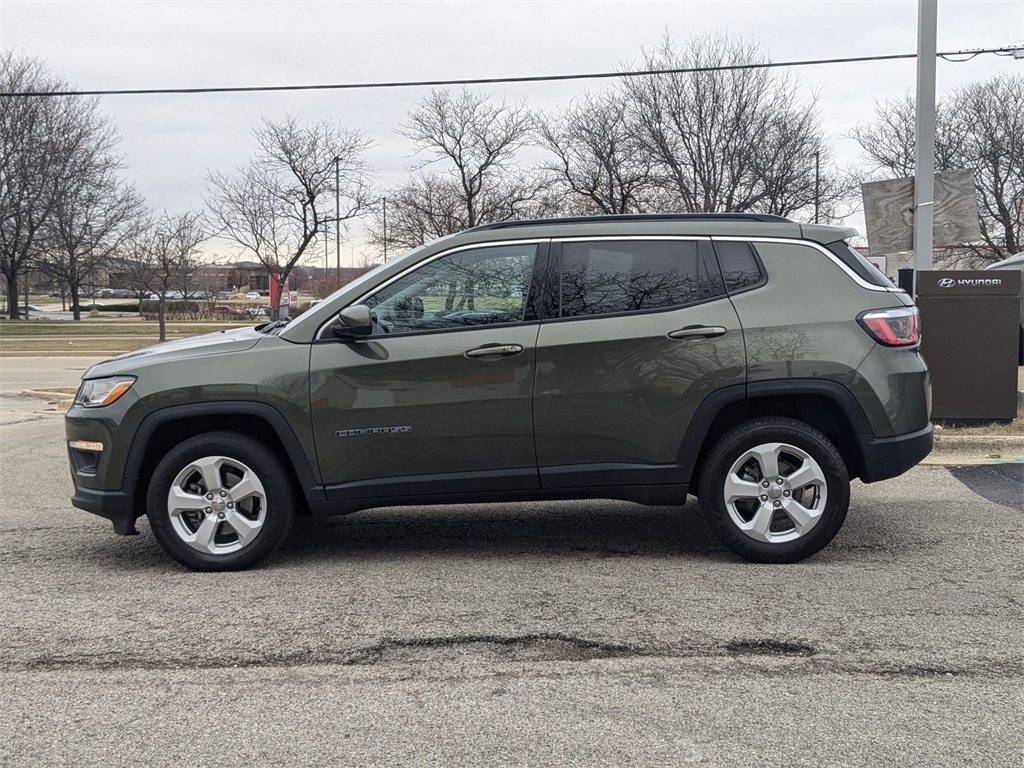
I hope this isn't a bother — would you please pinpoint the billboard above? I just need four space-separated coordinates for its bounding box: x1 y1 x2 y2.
861 169 982 255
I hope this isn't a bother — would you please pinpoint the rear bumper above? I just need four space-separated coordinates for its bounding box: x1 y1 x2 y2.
856 423 934 483
71 485 140 535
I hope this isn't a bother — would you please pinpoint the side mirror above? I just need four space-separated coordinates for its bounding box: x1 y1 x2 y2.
332 304 373 339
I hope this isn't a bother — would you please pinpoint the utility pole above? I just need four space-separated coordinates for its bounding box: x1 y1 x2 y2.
913 0 938 284
382 196 388 262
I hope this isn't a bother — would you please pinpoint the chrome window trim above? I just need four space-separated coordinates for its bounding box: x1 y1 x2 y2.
713 236 900 293
315 238 547 340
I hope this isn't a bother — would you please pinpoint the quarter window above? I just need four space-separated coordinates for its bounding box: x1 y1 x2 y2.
715 242 765 292
560 240 701 317
363 244 537 334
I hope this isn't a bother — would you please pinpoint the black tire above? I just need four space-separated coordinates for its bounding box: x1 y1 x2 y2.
697 417 850 563
146 432 295 571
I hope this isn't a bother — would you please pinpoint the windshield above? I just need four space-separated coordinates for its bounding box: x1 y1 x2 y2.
283 244 428 335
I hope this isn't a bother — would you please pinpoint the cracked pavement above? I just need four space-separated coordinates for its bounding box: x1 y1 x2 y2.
1 393 1022 767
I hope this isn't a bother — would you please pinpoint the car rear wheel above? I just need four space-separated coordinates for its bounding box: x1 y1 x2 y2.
146 432 295 571
698 417 850 563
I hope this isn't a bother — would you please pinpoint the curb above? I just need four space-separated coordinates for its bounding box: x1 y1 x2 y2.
19 389 76 410
0 351 120 358
924 434 1024 465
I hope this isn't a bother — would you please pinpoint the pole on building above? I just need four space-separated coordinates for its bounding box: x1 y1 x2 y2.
912 0 938 288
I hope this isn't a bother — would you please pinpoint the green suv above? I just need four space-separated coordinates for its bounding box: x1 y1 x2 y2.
66 214 932 570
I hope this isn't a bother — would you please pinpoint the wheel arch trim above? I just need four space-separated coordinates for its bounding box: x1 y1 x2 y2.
677 379 874 483
124 401 324 504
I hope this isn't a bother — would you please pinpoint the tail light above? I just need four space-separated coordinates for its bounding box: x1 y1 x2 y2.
858 307 920 347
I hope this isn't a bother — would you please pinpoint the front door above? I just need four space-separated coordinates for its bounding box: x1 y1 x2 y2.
310 242 544 500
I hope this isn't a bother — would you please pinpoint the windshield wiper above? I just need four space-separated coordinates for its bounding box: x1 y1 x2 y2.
257 317 291 335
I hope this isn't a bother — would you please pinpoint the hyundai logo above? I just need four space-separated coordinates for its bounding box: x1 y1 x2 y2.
936 277 1002 288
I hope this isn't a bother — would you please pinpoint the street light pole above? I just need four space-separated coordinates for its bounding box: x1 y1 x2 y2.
335 156 341 288
913 0 938 284
382 196 388 262
813 151 820 224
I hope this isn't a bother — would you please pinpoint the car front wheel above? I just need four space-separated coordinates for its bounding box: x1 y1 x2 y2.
146 432 295 571
698 417 850 563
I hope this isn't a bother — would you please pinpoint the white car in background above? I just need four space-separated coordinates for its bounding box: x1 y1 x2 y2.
985 251 1024 364
244 291 261 301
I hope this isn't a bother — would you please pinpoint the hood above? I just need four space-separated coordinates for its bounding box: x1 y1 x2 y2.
83 327 264 378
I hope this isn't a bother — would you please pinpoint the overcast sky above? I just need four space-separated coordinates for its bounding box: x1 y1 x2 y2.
2 0 1022 263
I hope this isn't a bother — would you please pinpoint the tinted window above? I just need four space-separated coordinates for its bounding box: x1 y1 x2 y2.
699 244 726 299
715 242 765 292
825 240 894 288
363 244 536 334
560 240 700 317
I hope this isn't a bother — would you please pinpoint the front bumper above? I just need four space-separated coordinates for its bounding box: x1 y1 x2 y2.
70 485 140 535
66 388 149 536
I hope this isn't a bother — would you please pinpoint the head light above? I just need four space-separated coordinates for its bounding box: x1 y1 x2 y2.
75 376 137 408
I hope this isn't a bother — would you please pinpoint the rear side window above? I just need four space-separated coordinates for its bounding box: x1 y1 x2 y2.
714 241 766 293
560 240 700 317
825 240 894 288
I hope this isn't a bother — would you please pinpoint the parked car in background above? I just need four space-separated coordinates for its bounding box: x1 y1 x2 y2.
217 291 233 300
211 305 247 318
985 251 1024 364
245 291 261 301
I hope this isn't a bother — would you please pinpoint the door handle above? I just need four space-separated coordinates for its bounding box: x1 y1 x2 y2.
667 326 727 340
465 344 524 358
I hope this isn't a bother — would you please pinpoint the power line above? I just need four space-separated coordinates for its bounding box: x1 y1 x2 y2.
1 47 1017 98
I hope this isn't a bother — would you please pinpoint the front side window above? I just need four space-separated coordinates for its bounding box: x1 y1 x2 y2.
363 243 537 334
560 240 700 317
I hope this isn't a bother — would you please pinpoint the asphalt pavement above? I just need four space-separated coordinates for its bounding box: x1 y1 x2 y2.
0 392 1021 767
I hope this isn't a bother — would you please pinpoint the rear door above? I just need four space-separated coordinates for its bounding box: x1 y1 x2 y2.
533 237 746 489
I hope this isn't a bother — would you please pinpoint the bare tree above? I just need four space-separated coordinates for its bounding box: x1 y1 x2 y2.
206 115 375 319
622 33 845 220
537 90 657 215
42 163 143 319
850 94 967 179
117 212 207 341
852 75 1024 260
1 52 135 318
368 89 543 254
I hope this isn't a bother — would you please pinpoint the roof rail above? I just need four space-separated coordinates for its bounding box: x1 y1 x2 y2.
467 213 793 232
